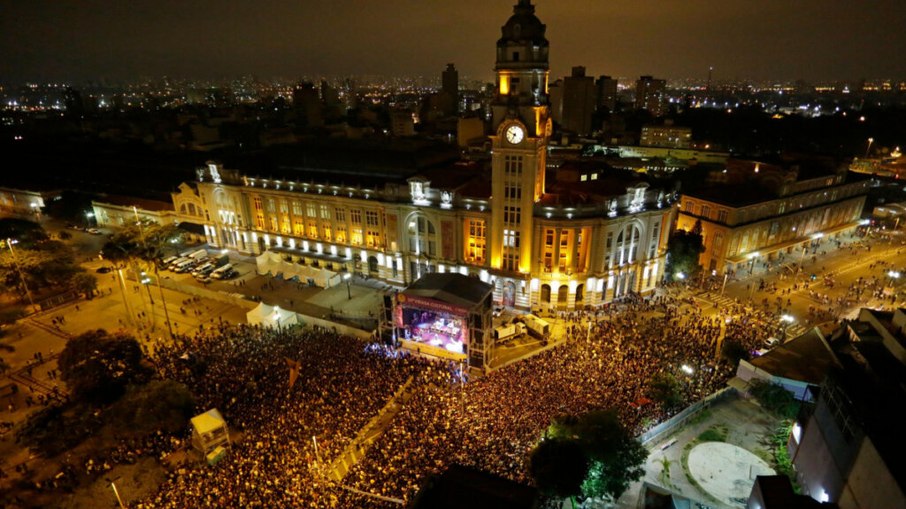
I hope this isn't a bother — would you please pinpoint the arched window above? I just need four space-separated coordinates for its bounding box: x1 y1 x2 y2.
407 216 437 256
613 224 644 265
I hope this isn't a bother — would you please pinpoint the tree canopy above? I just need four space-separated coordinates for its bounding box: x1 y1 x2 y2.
533 409 649 502
529 437 590 498
665 227 704 282
647 372 683 410
58 329 152 404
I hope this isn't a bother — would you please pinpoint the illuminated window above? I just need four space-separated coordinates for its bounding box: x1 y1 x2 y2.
335 225 347 244
253 197 265 229
350 228 363 246
293 218 304 236
307 203 316 217
320 204 330 219
366 229 382 248
466 219 486 263
321 223 332 242
308 221 318 238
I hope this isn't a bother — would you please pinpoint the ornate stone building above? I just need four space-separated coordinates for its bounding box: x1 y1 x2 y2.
676 158 871 275
173 0 675 311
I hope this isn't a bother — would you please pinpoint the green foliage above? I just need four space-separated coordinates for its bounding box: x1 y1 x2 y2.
108 380 195 438
15 404 101 457
546 410 649 501
70 271 98 298
720 338 751 366
0 305 25 325
529 437 590 498
750 380 798 419
58 329 152 404
0 238 80 294
697 425 728 442
647 372 683 409
0 218 48 247
771 420 797 485
665 228 704 281
42 190 98 223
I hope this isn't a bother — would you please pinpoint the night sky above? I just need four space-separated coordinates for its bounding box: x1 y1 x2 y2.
2 0 905 83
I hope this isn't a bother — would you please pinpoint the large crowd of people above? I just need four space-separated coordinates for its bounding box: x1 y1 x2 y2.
119 286 781 508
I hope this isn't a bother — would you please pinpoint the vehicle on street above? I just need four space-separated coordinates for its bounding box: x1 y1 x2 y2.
493 322 526 341
87 228 101 235
95 266 113 274
210 263 234 280
518 314 551 341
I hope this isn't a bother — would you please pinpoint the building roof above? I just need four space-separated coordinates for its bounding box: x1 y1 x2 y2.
225 138 461 188
93 194 174 212
403 273 493 311
751 475 833 508
410 464 539 509
749 328 840 385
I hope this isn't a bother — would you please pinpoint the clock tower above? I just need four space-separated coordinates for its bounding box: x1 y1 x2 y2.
490 0 551 275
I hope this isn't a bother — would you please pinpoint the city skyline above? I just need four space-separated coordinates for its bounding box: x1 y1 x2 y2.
2 0 906 84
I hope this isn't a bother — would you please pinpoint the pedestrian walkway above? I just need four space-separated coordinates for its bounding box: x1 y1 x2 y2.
324 376 415 482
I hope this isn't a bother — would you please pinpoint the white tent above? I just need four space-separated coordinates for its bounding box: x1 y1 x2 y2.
191 408 230 455
255 251 342 288
246 302 301 328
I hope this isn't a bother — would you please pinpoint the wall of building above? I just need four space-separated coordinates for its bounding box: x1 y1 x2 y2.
677 180 868 273
839 439 906 509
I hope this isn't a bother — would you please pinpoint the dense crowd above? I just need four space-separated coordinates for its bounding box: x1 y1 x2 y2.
5 291 784 508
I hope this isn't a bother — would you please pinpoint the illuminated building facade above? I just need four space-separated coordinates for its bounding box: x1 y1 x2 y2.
174 0 674 311
675 159 871 275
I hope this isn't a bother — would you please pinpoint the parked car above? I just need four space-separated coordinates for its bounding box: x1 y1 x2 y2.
87 228 101 235
95 266 113 274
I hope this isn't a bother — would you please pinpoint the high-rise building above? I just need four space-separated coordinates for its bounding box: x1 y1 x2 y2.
559 66 597 135
634 75 667 117
596 75 618 112
442 63 459 116
640 122 692 148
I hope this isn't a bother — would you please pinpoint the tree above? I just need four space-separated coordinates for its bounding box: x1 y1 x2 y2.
665 228 704 282
749 380 798 419
529 437 590 499
720 338 751 366
108 379 195 437
647 372 683 409
0 238 81 295
549 410 649 501
70 271 98 298
58 329 152 404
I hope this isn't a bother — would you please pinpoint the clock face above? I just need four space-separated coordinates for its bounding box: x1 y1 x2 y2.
505 125 524 144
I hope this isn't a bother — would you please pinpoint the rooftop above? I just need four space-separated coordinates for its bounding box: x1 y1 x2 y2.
749 328 840 385
403 273 493 311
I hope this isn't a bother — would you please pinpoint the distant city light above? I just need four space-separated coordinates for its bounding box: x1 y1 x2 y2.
680 364 694 375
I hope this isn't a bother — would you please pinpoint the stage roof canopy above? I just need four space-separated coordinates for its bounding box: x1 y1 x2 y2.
403 273 493 311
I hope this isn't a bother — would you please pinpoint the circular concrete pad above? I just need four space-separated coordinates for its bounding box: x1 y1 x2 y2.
688 442 775 505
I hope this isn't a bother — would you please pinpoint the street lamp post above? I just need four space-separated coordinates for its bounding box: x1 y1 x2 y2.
5 238 36 311
865 137 875 158
344 272 352 300
85 211 95 229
